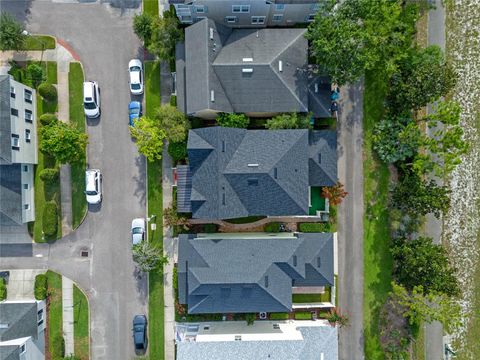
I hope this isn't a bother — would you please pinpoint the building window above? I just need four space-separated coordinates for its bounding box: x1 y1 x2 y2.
176 4 189 9
24 204 30 210
38 309 43 321
25 129 31 143
251 16 266 25
20 344 26 354
232 5 249 13
194 5 206 13
306 14 316 22
24 89 33 103
11 108 19 116
10 86 15 98
225 16 238 23
11 134 19 150
23 165 29 172
180 15 192 23
273 14 283 22
24 184 29 190
195 16 207 22
25 109 33 123
275 4 285 11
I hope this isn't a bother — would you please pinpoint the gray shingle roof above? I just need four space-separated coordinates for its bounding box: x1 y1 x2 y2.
178 127 337 219
177 326 338 360
178 232 334 314
0 302 38 342
0 346 21 360
0 164 23 225
0 75 12 165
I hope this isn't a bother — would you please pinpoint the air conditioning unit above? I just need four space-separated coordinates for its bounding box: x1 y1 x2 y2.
259 312 267 320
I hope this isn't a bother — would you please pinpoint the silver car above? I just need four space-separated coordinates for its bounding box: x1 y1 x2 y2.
131 218 146 245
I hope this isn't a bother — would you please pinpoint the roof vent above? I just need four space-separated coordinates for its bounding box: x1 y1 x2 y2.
0 324 8 329
320 353 324 360
293 255 297 267
247 163 259 167
274 167 278 179
264 276 269 287
210 90 215 102
317 257 321 268
221 140 225 152
242 68 253 73
279 60 283 72
318 153 322 163
243 57 253 62
209 27 214 40
315 83 319 93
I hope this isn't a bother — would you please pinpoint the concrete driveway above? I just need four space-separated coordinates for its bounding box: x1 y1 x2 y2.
0 1 147 359
2 269 45 300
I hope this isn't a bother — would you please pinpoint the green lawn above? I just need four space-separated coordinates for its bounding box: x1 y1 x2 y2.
363 70 393 360
46 271 63 360
309 187 326 215
143 0 159 16
24 35 56 50
145 60 164 360
73 285 90 360
292 288 332 303
69 62 87 229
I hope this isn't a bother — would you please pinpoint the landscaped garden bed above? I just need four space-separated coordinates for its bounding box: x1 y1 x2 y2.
292 287 332 304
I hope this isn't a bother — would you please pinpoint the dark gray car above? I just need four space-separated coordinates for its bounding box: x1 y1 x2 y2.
132 315 147 352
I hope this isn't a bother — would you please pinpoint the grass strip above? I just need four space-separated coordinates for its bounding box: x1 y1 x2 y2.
46 271 63 360
73 285 90 360
143 0 159 16
23 35 56 50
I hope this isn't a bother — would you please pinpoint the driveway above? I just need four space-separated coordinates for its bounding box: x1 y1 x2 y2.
0 1 147 359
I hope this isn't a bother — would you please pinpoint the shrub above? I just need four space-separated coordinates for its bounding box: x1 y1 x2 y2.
51 335 65 359
170 95 177 107
34 274 48 300
42 201 58 237
27 63 44 87
299 222 331 233
203 223 218 233
269 313 289 320
216 113 250 128
168 141 188 163
38 82 57 102
245 313 256 325
39 113 58 126
173 266 178 301
39 168 59 183
294 312 312 320
0 278 6 301
264 222 281 233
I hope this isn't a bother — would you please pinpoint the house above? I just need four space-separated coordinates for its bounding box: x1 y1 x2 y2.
176 127 337 219
177 232 334 314
175 18 331 119
0 75 38 225
0 300 46 360
170 0 321 27
175 321 338 360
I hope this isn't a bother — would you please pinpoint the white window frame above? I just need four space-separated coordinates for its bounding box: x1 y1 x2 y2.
232 5 250 13
20 343 26 354
25 129 31 142
24 204 30 210
180 15 193 23
25 109 33 122
176 4 189 9
194 5 206 13
251 16 266 25
24 89 33 103
11 135 19 148
273 14 283 22
275 4 285 11
225 16 238 23
10 86 15 98
23 183 29 190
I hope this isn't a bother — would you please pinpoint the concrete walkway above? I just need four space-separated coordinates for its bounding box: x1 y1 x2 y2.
62 275 74 357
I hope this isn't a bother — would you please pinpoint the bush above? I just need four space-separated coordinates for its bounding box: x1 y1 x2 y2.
34 274 48 300
264 222 281 233
168 141 188 163
38 82 57 102
245 313 256 325
173 266 178 301
51 335 65 359
39 168 59 183
269 313 289 320
294 312 312 320
0 278 6 301
42 201 58 237
217 113 250 128
39 113 58 126
170 95 177 107
27 63 44 88
203 223 218 233
299 222 331 233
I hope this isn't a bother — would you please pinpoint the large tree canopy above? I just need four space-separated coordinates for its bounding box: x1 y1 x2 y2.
265 113 311 130
130 116 167 162
0 12 26 51
40 122 88 164
155 104 190 143
147 9 183 62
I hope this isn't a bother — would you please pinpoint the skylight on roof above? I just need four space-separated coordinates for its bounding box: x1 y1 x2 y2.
242 57 253 62
242 68 253 73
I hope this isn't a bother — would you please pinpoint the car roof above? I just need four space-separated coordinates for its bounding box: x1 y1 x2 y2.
129 101 141 109
132 218 145 228
129 59 142 68
85 170 98 191
130 71 141 84
83 82 94 98
133 314 146 324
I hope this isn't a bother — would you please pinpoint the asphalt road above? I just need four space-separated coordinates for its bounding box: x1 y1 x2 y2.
1 1 148 359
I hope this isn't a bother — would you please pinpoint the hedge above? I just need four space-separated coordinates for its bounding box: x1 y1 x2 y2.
264 222 281 233
173 266 178 301
0 278 6 301
42 201 58 237
170 95 177 107
39 113 58 126
38 83 57 102
168 141 188 163
51 335 65 359
203 223 218 233
298 222 331 233
294 312 312 320
39 168 59 183
269 313 289 320
34 274 48 300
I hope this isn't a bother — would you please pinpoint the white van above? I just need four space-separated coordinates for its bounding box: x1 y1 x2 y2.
85 169 102 205
83 81 100 118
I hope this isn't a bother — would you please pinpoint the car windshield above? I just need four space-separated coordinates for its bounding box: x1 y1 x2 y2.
130 108 139 115
131 83 141 90
130 66 141 72
84 102 96 109
85 190 97 196
132 227 143 234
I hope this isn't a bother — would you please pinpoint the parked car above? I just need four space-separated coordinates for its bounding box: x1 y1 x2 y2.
85 169 102 205
128 59 144 95
83 81 100 118
131 218 146 245
132 315 147 351
129 101 142 126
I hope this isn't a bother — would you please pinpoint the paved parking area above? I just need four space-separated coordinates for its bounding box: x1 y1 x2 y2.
3 269 46 300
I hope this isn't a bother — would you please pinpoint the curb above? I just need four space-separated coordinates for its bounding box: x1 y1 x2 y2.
57 38 81 62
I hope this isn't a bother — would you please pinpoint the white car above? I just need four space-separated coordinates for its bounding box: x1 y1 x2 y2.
131 218 146 245
128 59 144 95
83 81 100 118
85 169 102 205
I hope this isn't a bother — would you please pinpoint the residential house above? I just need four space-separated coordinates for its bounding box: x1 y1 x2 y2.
0 75 38 225
177 232 334 314
175 19 330 119
175 321 338 360
176 127 337 219
170 0 321 27
0 300 46 360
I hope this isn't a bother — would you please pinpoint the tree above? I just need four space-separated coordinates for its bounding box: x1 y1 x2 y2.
130 116 167 162
391 282 461 333
265 113 311 130
0 12 26 51
155 104 189 143
147 10 183 62
38 83 57 102
306 0 418 85
133 13 153 46
391 237 460 297
27 63 44 88
132 241 168 272
326 308 349 328
387 45 457 112
40 122 88 164
167 141 188 163
322 182 348 206
164 205 190 231
217 113 250 128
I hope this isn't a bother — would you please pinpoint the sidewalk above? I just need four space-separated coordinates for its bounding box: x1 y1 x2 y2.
62 275 74 357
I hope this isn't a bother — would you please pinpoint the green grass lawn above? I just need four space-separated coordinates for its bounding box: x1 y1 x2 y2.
145 59 164 360
73 285 90 360
46 271 63 360
143 0 159 16
68 62 87 229
9 61 57 88
292 288 332 303
363 70 393 360
24 35 56 50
